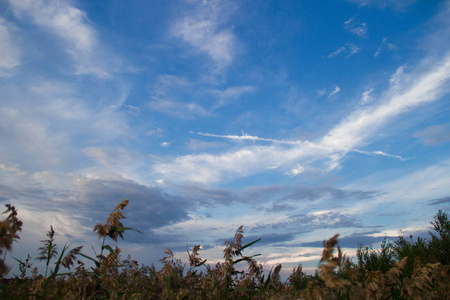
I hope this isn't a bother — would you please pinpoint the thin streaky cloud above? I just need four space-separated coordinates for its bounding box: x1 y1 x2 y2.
351 149 409 161
321 54 450 152
156 53 450 184
346 159 450 215
153 142 327 184
0 0 448 276
328 43 361 58
196 132 303 145
346 0 417 10
374 37 388 58
328 46 346 58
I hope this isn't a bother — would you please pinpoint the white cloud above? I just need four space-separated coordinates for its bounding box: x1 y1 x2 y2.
155 53 450 184
196 132 302 145
150 76 253 112
160 141 171 147
328 43 361 58
153 75 190 96
351 149 408 161
317 89 327 96
147 127 165 137
0 106 68 168
171 0 237 69
288 165 305 176
344 16 368 38
8 0 112 78
328 85 341 98
82 147 148 183
346 159 450 215
321 55 450 152
0 18 21 75
149 145 302 183
389 65 408 88
347 43 362 56
0 79 131 171
124 104 140 116
0 163 27 176
148 99 212 119
328 46 346 58
154 141 329 184
374 37 399 58
346 0 417 9
361 88 374 104
210 85 255 108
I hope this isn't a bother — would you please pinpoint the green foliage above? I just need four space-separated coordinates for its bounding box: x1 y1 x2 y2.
287 264 310 291
429 209 450 265
0 202 449 299
394 233 429 277
355 238 397 273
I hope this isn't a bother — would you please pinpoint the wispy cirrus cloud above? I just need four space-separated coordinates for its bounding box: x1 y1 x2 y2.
194 131 407 172
149 74 253 118
0 79 130 171
374 37 398 58
321 55 450 153
346 0 417 10
147 127 165 137
171 0 238 70
195 132 302 145
7 0 115 78
148 99 212 119
0 18 21 76
345 159 450 216
344 16 368 38
328 43 361 58
154 142 328 184
360 88 374 104
351 149 408 161
155 53 450 184
328 85 341 98
209 86 255 108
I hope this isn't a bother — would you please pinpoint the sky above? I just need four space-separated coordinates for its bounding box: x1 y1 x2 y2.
0 0 450 277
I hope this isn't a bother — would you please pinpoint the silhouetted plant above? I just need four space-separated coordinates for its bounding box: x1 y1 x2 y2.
0 201 448 299
429 209 450 265
0 204 23 275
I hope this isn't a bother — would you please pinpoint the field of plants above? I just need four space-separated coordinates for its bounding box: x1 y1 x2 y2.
0 200 449 299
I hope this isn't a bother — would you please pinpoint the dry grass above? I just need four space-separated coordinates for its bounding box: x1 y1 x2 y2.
0 201 449 299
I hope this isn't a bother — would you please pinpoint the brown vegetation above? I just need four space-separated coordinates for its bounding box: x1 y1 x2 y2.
0 201 448 299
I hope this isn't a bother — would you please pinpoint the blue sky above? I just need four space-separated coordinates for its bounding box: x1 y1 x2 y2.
1 0 449 276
